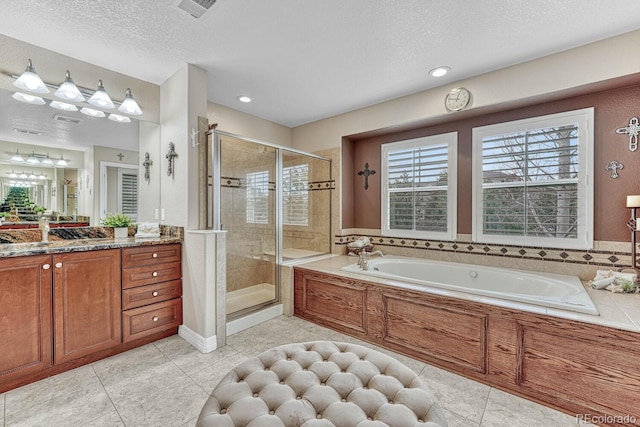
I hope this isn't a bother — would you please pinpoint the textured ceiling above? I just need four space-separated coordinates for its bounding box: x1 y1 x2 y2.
1 1 640 127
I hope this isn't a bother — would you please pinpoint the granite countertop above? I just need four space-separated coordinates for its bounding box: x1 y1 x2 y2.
0 236 182 258
293 255 640 334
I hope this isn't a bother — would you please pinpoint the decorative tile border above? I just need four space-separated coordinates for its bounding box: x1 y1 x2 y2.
335 233 635 269
221 176 335 192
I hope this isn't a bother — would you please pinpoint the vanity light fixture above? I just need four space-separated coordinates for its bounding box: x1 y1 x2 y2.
56 155 68 167
13 59 49 94
12 92 46 105
27 151 40 164
19 172 28 179
28 172 38 179
38 173 46 180
41 154 54 166
118 88 142 116
8 171 18 178
237 95 252 103
108 113 131 123
10 149 25 162
87 79 115 109
55 70 85 102
50 100 79 112
80 107 106 118
429 66 450 78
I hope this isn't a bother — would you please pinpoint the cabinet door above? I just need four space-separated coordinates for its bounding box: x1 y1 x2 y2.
53 249 121 364
0 255 52 386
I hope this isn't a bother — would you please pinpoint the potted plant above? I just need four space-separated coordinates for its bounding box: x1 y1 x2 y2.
101 212 133 239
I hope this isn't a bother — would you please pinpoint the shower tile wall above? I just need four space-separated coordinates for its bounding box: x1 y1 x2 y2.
282 152 333 255
221 140 276 293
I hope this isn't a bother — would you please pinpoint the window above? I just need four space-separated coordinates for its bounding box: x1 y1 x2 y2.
118 169 138 221
472 108 593 249
246 171 269 224
283 164 309 226
381 132 458 240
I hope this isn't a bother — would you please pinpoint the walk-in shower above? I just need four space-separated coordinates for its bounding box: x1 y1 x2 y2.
206 130 332 320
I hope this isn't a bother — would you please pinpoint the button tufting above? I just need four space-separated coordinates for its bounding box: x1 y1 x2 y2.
196 341 448 427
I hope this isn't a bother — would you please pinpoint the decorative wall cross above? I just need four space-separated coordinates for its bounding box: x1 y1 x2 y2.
143 152 153 182
166 142 178 177
358 162 376 190
615 116 640 151
605 160 624 179
117 153 124 161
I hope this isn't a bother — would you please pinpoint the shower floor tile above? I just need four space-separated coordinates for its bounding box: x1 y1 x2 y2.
226 283 276 314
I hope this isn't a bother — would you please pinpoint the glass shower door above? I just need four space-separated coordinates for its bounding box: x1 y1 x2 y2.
218 134 278 318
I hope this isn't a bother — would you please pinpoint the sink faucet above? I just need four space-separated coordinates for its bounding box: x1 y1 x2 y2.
39 216 49 243
358 250 383 271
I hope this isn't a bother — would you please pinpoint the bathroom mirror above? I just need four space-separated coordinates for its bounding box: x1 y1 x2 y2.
0 86 161 226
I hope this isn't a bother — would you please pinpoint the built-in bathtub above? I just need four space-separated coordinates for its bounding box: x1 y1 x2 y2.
341 255 599 315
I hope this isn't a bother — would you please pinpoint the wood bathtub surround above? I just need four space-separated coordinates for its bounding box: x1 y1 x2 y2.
294 268 640 426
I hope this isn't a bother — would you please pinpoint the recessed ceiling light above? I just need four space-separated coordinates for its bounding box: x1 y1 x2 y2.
429 66 450 77
237 95 252 103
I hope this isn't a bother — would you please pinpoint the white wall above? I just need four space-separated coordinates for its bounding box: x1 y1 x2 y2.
291 29 640 152
207 102 293 147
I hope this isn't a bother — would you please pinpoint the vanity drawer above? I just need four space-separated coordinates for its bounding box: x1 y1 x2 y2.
122 261 181 289
122 244 181 268
122 279 182 310
122 298 182 343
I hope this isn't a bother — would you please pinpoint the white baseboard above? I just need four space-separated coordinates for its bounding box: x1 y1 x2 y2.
178 325 218 354
226 304 283 336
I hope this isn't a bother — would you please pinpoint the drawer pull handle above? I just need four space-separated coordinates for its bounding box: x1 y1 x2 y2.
152 253 158 258
152 316 159 322
152 291 159 297
42 264 51 270
55 262 62 268
152 272 158 277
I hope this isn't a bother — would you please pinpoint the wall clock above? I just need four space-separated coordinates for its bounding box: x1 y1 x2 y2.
444 87 471 112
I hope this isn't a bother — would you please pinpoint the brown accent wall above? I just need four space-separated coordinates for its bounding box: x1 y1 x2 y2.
344 81 640 242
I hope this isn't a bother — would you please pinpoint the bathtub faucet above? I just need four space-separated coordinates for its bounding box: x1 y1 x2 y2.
358 250 383 270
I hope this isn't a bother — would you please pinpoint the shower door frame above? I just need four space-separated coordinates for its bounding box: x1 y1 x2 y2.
208 129 332 320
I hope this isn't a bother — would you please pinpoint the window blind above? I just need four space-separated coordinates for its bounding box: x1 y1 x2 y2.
246 171 269 224
119 172 138 219
387 143 450 232
283 164 308 226
481 124 579 239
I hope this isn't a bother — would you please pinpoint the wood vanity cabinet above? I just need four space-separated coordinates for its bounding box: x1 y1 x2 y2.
52 249 121 364
0 242 183 394
121 244 182 343
0 255 53 385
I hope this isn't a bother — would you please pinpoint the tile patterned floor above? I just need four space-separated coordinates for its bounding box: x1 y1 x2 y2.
0 316 580 426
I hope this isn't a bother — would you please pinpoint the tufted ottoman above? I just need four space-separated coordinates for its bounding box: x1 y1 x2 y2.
196 341 448 427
